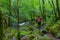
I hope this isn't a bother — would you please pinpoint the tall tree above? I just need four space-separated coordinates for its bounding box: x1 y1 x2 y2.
31 0 34 21
42 0 46 23
48 0 57 18
56 0 60 18
0 4 3 40
39 0 43 17
51 0 56 17
16 0 20 40
8 0 11 27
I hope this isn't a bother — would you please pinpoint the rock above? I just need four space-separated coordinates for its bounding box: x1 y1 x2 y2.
19 23 25 26
21 35 29 40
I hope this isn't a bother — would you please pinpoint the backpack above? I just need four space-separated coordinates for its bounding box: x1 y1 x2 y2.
37 17 41 22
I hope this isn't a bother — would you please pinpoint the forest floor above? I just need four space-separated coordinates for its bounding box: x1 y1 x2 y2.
20 20 60 40
48 34 60 40
4 20 60 40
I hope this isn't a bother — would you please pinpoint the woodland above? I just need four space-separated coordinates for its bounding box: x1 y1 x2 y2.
0 0 60 40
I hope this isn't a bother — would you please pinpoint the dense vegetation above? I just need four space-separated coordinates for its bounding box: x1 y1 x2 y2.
0 0 60 40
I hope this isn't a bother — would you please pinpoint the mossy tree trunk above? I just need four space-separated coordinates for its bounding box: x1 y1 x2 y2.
16 0 20 40
0 5 3 40
8 0 11 27
42 0 46 24
56 0 60 18
51 0 56 18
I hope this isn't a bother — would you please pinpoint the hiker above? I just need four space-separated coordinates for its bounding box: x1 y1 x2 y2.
36 16 41 30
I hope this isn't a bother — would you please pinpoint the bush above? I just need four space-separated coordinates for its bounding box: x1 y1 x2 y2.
55 31 60 38
46 20 60 38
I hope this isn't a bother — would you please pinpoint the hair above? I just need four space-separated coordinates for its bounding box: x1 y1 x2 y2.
38 16 40 18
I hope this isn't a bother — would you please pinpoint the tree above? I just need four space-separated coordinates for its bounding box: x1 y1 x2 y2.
39 0 42 15
16 0 20 40
48 0 57 18
31 0 34 21
56 0 60 18
0 4 3 40
8 0 11 27
42 0 46 23
51 0 56 18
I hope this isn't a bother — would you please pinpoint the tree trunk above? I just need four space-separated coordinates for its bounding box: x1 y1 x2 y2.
0 6 3 40
16 0 20 40
51 0 56 17
39 0 43 16
56 0 60 18
8 0 11 27
42 0 46 23
31 0 33 21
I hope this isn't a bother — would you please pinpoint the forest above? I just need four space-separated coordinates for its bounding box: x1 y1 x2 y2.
0 0 60 40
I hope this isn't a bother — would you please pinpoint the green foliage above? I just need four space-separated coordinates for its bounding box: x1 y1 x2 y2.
39 36 51 40
20 30 30 36
47 20 60 38
1 0 60 40
55 31 60 38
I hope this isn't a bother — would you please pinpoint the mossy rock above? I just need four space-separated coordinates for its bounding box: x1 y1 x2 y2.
39 36 52 40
